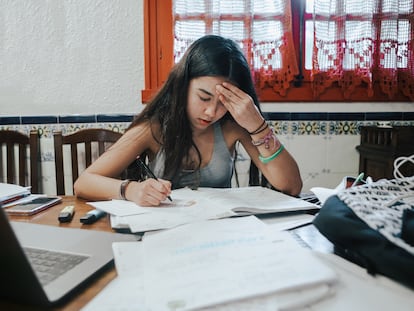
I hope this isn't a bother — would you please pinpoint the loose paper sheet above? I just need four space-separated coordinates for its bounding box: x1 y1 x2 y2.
142 216 336 310
82 218 337 311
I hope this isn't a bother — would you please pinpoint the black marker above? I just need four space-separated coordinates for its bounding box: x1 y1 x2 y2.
80 209 106 224
137 157 173 202
58 205 75 223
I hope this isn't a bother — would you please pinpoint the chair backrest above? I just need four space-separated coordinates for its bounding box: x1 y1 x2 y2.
53 128 122 195
0 130 40 194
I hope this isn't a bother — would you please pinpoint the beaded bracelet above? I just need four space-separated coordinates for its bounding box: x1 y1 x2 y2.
259 144 285 164
248 119 267 135
251 128 280 150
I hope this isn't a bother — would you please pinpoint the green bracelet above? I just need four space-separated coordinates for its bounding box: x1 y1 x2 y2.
259 144 284 164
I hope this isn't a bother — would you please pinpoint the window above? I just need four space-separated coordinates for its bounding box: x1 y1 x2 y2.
142 0 413 102
174 0 298 97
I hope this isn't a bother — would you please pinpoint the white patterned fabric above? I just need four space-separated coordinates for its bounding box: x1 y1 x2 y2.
337 176 414 256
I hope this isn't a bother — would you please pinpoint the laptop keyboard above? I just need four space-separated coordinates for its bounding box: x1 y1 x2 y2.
23 247 89 286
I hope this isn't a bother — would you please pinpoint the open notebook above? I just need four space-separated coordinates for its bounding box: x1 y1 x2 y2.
89 186 320 233
0 207 137 307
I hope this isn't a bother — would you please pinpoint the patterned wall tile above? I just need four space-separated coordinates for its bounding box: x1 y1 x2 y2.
1 114 413 194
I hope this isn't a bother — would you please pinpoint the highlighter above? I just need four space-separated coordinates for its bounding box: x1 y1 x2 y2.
80 209 106 224
58 205 75 223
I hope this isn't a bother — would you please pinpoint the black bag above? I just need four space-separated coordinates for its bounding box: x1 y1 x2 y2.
313 177 414 289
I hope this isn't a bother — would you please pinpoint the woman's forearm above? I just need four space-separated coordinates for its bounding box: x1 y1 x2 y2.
74 172 124 201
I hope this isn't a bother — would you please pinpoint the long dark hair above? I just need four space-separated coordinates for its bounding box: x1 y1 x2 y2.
128 35 262 185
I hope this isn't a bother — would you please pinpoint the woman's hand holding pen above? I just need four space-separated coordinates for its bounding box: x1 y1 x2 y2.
124 179 172 207
215 82 265 133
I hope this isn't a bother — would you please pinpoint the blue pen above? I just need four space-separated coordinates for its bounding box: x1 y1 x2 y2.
351 172 364 187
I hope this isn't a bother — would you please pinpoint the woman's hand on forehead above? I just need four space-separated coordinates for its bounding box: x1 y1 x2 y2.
216 82 264 133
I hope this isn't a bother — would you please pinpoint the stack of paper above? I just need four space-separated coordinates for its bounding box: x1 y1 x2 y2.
88 187 319 233
82 216 337 311
0 183 31 206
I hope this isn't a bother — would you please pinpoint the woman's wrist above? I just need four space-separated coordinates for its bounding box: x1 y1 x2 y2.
251 127 284 163
251 128 279 150
247 119 267 135
259 144 285 164
119 179 132 200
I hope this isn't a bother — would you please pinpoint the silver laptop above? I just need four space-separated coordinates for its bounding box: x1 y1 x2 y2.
0 207 137 307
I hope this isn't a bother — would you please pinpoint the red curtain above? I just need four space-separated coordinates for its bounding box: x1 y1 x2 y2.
173 0 298 96
312 0 414 100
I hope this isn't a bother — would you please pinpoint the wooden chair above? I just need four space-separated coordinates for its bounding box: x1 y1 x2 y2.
0 130 40 193
53 128 123 195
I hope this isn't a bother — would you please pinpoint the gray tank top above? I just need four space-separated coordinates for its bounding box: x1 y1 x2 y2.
149 122 234 189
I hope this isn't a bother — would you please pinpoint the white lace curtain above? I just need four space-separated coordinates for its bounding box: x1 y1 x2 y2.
173 0 298 96
312 0 414 100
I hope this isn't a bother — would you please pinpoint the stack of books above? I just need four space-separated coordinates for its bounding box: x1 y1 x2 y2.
0 183 31 206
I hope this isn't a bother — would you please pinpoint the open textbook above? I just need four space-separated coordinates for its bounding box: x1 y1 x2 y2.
192 187 318 215
88 186 319 233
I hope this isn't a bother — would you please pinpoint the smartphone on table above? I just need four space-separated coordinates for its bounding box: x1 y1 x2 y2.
5 196 62 216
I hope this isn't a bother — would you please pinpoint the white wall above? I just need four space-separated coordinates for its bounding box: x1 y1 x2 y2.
1 0 413 116
0 0 144 115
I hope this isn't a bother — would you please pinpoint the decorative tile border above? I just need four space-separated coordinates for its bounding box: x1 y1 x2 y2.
263 111 414 121
2 112 412 194
0 113 413 137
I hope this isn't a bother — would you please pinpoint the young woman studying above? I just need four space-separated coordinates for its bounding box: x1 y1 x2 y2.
74 35 303 206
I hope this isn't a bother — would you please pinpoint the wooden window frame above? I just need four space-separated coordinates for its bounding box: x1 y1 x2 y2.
142 0 411 103
142 0 174 103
